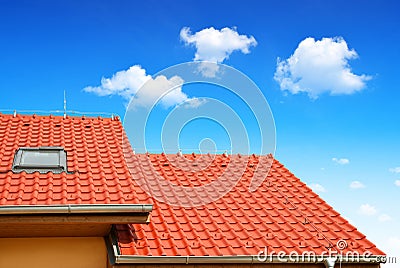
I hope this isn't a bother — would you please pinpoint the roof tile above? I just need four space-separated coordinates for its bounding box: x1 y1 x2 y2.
0 113 385 257
0 113 134 205
116 153 385 257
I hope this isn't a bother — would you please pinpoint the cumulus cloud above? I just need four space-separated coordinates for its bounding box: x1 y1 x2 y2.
350 180 365 189
182 98 208 109
274 37 371 98
389 167 400 173
84 65 151 100
84 65 194 108
131 75 187 109
358 204 377 216
395 180 400 187
180 27 257 77
378 214 392 222
309 183 326 193
332 157 350 165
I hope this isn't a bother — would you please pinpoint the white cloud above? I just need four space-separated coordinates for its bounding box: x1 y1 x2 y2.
358 204 377 216
350 180 365 189
309 183 326 193
182 98 208 109
274 37 371 99
180 27 257 77
195 62 221 78
389 167 400 173
395 180 400 187
332 157 350 165
131 75 188 108
84 65 195 109
378 214 392 222
84 65 151 100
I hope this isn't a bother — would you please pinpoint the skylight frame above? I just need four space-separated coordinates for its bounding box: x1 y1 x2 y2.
12 147 68 174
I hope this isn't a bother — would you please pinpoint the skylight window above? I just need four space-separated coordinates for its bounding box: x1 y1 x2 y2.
12 147 67 174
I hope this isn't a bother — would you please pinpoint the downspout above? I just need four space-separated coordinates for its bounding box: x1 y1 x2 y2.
324 257 336 268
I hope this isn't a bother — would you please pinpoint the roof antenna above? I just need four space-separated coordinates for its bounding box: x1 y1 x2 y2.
63 90 67 119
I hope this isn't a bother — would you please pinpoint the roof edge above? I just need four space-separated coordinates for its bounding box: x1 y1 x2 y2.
113 255 387 265
106 229 385 265
0 204 153 214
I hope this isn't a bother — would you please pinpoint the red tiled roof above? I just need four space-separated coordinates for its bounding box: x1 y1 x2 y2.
0 113 148 205
0 113 384 257
116 153 385 256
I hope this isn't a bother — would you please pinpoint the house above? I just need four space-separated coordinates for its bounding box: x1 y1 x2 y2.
0 113 385 268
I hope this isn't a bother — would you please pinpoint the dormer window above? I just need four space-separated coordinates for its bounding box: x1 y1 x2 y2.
12 147 67 174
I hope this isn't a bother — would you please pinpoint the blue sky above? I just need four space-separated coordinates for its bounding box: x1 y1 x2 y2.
1 0 399 264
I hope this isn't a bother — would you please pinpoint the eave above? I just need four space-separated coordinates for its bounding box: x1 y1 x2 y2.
112 255 387 265
105 231 386 266
0 204 152 237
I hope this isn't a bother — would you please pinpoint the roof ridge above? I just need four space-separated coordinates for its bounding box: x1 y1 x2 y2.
0 110 120 120
133 153 275 157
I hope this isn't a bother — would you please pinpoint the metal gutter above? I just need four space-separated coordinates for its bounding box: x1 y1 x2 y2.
0 204 153 214
115 256 256 264
105 232 386 265
113 255 387 265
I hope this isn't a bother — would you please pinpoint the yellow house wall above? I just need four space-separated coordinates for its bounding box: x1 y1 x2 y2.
0 237 107 268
